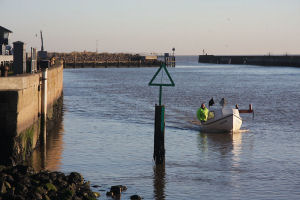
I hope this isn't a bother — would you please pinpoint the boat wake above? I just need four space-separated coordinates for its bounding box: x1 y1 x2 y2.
233 129 250 133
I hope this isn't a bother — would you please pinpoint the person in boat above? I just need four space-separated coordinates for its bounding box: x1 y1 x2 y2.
220 98 227 107
209 98 215 107
197 103 209 122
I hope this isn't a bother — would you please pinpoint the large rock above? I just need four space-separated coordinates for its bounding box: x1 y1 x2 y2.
68 172 84 184
110 185 127 194
106 185 127 197
131 194 142 200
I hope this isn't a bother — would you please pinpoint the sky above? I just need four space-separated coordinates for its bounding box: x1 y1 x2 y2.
1 0 300 55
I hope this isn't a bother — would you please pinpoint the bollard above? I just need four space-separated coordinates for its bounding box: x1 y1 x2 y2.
0 64 9 77
3 65 9 77
154 105 165 165
0 63 3 76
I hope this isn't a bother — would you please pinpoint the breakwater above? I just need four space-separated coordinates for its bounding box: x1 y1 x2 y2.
198 55 300 67
49 52 162 68
0 61 63 165
63 60 162 68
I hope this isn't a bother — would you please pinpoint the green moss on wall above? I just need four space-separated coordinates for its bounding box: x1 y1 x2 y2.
19 120 40 160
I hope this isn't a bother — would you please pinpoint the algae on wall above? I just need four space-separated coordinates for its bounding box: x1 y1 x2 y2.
0 120 40 165
13 120 40 162
18 119 40 161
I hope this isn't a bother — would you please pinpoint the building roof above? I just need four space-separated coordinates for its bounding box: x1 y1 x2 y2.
0 26 12 33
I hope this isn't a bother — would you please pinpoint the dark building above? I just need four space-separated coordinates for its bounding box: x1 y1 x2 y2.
13 41 26 74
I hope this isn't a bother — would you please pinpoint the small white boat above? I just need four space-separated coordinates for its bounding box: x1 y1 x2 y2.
201 106 243 133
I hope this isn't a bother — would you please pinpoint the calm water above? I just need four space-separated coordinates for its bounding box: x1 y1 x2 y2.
38 56 300 199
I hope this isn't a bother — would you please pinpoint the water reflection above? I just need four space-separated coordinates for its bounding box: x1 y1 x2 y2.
197 131 243 160
197 131 245 189
153 164 166 200
231 132 243 167
31 107 64 171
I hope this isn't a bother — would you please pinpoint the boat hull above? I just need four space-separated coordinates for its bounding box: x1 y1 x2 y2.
201 114 242 133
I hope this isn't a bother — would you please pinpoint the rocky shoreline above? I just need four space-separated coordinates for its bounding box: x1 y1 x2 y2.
0 165 100 200
0 164 143 200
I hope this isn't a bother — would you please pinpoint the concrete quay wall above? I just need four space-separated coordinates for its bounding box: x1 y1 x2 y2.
0 73 40 135
198 55 300 67
0 62 63 164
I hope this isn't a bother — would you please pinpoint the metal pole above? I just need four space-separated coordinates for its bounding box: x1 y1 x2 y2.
41 68 48 145
41 68 48 117
159 86 162 106
40 31 44 51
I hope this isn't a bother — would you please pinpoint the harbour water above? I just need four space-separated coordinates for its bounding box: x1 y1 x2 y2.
34 56 300 199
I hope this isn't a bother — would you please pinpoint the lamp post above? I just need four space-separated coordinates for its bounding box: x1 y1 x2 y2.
172 48 175 67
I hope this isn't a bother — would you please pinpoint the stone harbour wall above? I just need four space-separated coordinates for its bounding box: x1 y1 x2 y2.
0 61 63 164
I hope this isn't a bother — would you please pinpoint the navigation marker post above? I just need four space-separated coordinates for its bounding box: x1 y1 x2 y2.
149 61 175 165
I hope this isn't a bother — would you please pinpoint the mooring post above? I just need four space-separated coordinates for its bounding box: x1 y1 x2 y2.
3 65 8 77
154 104 165 165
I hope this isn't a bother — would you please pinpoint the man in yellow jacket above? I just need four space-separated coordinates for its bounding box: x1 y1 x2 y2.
197 103 209 122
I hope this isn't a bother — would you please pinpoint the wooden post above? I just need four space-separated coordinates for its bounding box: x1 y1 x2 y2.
154 105 165 165
153 164 166 199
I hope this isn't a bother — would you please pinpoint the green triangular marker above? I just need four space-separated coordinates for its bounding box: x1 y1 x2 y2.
149 64 175 87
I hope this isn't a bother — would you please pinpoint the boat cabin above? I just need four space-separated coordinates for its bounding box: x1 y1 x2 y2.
207 106 240 121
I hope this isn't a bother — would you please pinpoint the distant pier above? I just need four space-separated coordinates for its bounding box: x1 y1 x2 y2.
49 52 165 68
198 55 300 67
63 60 162 68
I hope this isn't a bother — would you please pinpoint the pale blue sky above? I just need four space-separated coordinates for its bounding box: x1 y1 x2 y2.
1 0 300 55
